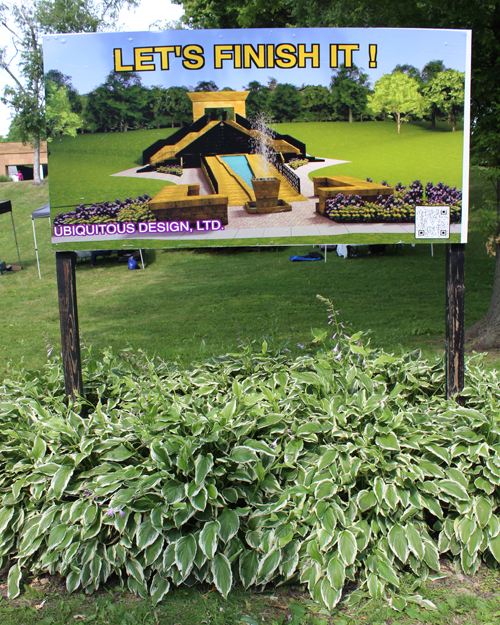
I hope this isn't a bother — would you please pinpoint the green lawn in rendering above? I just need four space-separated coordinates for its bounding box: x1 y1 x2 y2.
48 120 465 251
48 127 177 209
50 120 464 210
279 120 464 188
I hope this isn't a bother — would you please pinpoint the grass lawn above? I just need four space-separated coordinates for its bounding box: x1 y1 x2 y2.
48 128 177 209
3 553 500 624
0 164 495 374
277 120 465 188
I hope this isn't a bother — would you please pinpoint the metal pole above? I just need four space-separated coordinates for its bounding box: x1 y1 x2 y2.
446 243 465 400
10 211 22 268
32 218 41 279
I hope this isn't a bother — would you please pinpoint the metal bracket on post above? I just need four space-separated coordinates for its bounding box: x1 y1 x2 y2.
56 251 84 404
446 243 465 400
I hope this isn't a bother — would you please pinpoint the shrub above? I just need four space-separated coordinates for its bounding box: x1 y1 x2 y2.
157 166 183 176
288 159 309 170
1 297 499 611
0 175 11 183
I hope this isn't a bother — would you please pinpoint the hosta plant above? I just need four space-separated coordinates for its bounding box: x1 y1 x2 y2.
1 296 500 613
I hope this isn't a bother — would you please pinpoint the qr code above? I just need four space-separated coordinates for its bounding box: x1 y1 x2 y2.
415 206 450 239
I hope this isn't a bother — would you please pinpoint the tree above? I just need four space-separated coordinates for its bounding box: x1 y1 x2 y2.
194 80 218 92
83 72 149 132
368 72 427 133
330 64 370 123
1 3 45 184
45 69 84 115
421 69 465 131
45 82 82 138
162 86 192 127
244 81 271 120
268 83 302 123
392 64 422 82
301 85 332 122
0 0 136 185
420 60 446 128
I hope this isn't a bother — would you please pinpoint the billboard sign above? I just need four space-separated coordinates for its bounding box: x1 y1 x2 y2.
43 27 471 251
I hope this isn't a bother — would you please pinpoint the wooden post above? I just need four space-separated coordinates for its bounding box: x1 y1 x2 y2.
56 251 84 402
446 243 465 400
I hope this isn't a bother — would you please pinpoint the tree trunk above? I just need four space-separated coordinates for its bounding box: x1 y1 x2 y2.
33 137 41 185
465 177 500 349
397 112 401 134
348 107 353 123
431 110 436 129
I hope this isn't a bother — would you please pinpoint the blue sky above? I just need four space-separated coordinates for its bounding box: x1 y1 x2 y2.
43 27 471 95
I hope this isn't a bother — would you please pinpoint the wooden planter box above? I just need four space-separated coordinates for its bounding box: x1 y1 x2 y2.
251 177 281 210
313 176 394 214
149 185 229 225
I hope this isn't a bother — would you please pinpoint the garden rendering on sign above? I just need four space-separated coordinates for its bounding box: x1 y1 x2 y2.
43 27 471 251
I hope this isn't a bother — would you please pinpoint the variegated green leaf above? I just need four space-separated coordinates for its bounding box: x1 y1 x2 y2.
376 433 400 451
257 549 281 583
7 563 22 599
175 535 197 578
388 524 408 563
150 573 170 605
194 454 213 485
199 521 220 560
218 509 239 543
338 530 357 566
474 497 492 528
326 556 345 590
212 553 232 599
239 550 259 589
320 577 342 610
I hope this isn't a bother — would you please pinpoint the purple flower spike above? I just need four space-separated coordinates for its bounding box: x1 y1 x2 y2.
270 439 278 448
106 507 115 517
297 343 304 349
119 507 125 518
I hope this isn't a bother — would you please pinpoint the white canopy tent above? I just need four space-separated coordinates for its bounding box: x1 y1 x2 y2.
31 202 50 279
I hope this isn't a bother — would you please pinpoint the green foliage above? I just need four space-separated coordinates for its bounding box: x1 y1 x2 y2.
268 84 303 123
2 297 500 611
330 65 370 123
288 159 309 170
157 165 183 176
45 83 82 140
369 73 428 133
300 85 332 122
83 72 150 133
421 69 465 132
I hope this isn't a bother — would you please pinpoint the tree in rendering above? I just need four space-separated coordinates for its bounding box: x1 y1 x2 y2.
368 72 427 133
268 83 302 123
301 85 332 122
330 64 370 123
421 69 465 131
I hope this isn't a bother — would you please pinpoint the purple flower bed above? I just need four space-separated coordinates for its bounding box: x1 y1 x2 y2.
324 180 462 224
54 194 153 226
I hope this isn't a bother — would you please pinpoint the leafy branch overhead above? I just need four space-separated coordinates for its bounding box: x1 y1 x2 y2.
2 299 500 611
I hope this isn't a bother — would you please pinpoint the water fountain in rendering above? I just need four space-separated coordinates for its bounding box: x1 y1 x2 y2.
245 113 291 214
